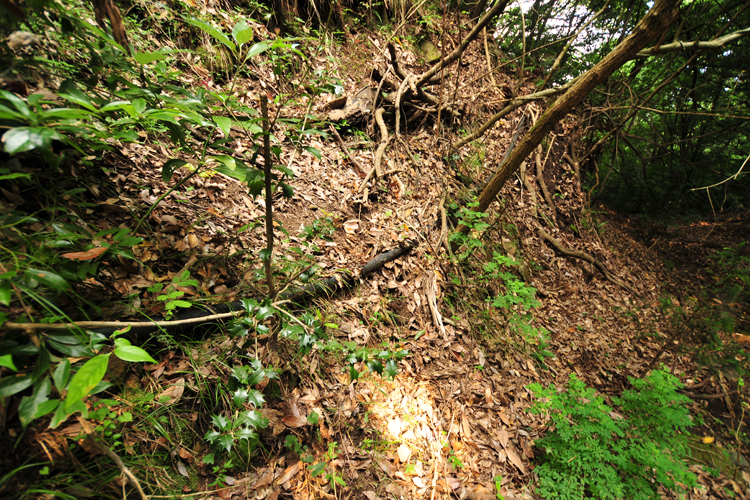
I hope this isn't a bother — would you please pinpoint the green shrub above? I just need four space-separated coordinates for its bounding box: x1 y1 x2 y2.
528 370 697 500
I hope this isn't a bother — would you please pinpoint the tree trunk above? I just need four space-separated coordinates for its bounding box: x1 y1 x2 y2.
453 0 680 238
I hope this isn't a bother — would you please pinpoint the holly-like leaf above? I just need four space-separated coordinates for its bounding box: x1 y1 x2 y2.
211 414 229 431
237 427 258 441
241 410 269 429
246 390 265 408
233 388 249 407
255 303 275 321
217 433 234 453
385 359 399 379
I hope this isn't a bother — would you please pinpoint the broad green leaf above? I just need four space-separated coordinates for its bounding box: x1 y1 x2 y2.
0 280 10 306
134 51 168 65
0 103 29 121
303 146 322 159
184 17 236 54
232 21 253 46
64 354 110 410
30 349 50 383
25 268 69 293
114 345 157 363
3 127 62 154
246 41 269 58
53 359 71 392
307 411 319 425
215 160 259 184
0 172 31 181
0 90 31 117
114 233 139 246
0 374 33 398
0 354 16 371
50 400 70 428
77 18 127 53
99 101 133 113
214 116 232 137
308 462 326 477
212 155 236 170
58 81 97 112
39 108 94 120
18 377 51 428
132 99 146 114
162 159 188 183
34 399 59 419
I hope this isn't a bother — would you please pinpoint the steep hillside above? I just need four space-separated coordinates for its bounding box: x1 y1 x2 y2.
1 2 748 499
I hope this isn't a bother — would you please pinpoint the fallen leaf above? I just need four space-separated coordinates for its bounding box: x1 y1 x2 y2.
506 447 526 474
61 247 108 261
397 444 411 463
157 378 185 405
274 461 301 485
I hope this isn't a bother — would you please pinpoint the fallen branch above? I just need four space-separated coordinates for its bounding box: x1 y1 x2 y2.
3 241 418 336
538 228 637 295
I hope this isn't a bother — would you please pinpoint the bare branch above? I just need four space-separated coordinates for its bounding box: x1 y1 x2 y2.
637 26 750 56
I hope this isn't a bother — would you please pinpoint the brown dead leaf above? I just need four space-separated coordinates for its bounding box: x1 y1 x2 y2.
506 447 526 474
281 414 308 427
61 247 108 261
274 460 301 486
497 429 508 450
157 377 185 405
251 470 274 490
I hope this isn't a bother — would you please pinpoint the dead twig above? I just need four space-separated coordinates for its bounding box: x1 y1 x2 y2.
329 124 366 175
84 436 147 500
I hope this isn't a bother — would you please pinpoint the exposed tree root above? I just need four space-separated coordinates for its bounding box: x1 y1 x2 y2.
538 228 637 295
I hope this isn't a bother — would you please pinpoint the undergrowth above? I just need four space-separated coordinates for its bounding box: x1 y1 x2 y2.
529 370 698 500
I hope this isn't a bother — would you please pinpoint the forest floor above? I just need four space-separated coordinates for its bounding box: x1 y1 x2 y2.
2 12 750 500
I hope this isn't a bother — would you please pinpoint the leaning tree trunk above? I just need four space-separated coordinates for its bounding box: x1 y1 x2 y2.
453 0 681 239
